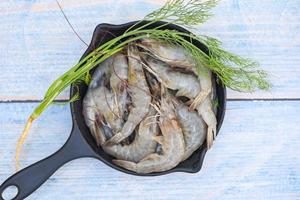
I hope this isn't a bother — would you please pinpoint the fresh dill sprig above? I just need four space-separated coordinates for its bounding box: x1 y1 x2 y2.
145 0 219 26
125 0 218 33
15 0 270 171
198 35 270 91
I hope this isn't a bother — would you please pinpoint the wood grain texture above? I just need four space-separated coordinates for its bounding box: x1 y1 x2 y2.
0 0 299 100
0 101 299 200
1 0 300 199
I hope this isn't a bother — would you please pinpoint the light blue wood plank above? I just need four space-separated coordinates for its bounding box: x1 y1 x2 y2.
0 0 300 100
0 101 299 199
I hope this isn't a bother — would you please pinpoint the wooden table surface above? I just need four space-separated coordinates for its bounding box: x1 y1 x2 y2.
0 0 299 199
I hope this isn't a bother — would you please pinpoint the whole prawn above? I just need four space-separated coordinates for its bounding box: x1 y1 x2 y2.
101 108 158 162
82 56 115 145
144 56 217 148
113 95 185 174
138 39 212 110
175 103 207 161
142 57 200 98
83 53 129 144
105 46 151 145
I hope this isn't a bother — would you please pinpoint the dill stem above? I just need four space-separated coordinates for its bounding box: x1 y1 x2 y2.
16 116 34 171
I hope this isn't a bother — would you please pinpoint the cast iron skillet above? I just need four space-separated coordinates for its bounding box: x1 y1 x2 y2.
0 21 226 200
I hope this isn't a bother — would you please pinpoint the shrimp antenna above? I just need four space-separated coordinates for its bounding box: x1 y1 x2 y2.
56 0 88 46
150 102 162 115
145 113 160 126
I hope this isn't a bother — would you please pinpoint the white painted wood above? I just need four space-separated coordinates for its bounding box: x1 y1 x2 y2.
0 101 299 199
0 0 299 100
1 0 299 199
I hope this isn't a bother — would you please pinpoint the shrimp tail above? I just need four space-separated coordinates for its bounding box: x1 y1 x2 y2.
104 132 125 145
206 124 216 149
152 135 164 144
189 90 209 111
113 160 138 172
92 123 103 146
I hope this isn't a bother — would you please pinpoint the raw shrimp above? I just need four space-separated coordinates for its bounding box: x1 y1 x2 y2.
138 39 212 109
83 54 127 145
143 57 200 98
189 67 212 110
138 38 195 70
92 86 124 133
83 57 115 145
83 85 123 145
101 108 158 162
82 90 105 146
105 46 151 145
89 56 113 90
110 54 128 91
144 57 217 148
109 53 129 119
197 97 217 149
176 104 207 161
113 96 185 174
190 69 217 148
90 52 128 93
144 71 161 99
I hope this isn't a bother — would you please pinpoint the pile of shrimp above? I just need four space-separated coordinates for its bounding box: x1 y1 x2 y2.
82 39 217 174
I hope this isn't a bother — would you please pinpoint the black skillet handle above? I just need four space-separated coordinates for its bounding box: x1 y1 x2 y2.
0 124 97 200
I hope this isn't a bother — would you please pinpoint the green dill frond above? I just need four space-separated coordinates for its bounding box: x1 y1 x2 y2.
196 35 271 91
125 0 219 34
145 0 219 26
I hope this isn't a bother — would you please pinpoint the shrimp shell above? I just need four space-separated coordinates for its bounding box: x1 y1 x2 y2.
102 108 158 162
176 104 207 161
144 56 217 148
110 53 128 92
113 96 185 174
138 38 195 70
197 97 217 149
139 39 212 109
83 53 128 145
82 90 105 146
92 86 124 133
144 57 200 99
106 46 151 145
